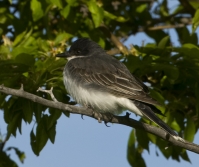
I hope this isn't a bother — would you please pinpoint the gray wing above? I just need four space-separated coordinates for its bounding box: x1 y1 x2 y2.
67 55 159 106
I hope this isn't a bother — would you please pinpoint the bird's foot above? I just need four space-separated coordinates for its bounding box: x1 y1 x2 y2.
103 112 114 127
92 111 103 123
125 112 131 118
85 104 114 125
83 104 95 120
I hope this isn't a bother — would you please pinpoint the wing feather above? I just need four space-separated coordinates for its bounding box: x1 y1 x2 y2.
66 56 159 106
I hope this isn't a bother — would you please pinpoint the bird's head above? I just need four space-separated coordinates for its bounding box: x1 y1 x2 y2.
56 38 105 60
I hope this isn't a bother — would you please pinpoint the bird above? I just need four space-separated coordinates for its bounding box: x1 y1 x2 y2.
56 38 183 142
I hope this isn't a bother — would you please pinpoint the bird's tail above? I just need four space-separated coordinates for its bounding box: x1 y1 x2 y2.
132 100 182 140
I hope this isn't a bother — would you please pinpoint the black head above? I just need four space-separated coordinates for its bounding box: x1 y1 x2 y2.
56 38 105 59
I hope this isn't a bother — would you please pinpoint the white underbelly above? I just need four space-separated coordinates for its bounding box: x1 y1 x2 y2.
63 71 143 116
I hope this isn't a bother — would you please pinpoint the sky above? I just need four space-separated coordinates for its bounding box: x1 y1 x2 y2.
1 0 199 167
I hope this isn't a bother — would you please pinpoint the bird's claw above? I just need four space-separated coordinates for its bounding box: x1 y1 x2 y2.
104 121 110 127
92 111 102 123
125 112 131 118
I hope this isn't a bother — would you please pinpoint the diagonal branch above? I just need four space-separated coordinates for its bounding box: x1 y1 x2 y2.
0 84 199 154
99 24 129 55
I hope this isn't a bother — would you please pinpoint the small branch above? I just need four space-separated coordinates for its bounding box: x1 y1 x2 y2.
106 48 120 55
99 24 129 55
20 83 24 91
37 87 58 102
0 85 199 154
138 22 192 32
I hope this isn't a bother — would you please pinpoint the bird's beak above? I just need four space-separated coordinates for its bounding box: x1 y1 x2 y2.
56 52 70 58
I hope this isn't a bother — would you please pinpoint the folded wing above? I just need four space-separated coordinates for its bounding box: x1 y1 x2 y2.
67 56 159 106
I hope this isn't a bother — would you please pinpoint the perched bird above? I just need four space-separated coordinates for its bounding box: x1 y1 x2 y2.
56 38 183 141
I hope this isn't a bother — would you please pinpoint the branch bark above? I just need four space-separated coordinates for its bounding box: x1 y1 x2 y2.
0 85 199 154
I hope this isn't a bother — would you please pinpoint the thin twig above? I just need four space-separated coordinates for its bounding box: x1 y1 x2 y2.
37 87 58 102
99 24 129 55
138 22 192 32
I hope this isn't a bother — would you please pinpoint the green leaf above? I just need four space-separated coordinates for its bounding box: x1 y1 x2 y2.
184 117 195 142
181 151 191 163
136 4 147 13
0 15 7 24
147 133 156 144
13 29 33 47
127 130 136 165
54 32 73 45
62 110 70 117
192 9 199 33
6 147 26 163
12 46 38 57
156 138 172 159
15 54 35 67
22 100 33 123
31 0 44 21
87 1 104 27
47 124 56 143
60 5 70 19
104 11 117 20
0 45 10 55
0 8 7 14
13 31 27 47
158 36 170 48
30 115 49 156
66 0 77 6
127 130 146 167
149 89 165 105
152 63 179 80
48 109 61 129
7 113 22 137
160 0 168 16
30 128 37 155
136 130 149 151
171 5 184 15
0 151 18 167
49 0 63 9
104 11 127 22
172 43 199 59
189 1 199 10
35 121 48 155
170 119 181 132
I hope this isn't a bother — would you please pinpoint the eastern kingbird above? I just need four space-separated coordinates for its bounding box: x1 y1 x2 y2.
56 38 183 141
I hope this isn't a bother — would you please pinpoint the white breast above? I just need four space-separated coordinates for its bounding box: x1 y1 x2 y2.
63 67 143 116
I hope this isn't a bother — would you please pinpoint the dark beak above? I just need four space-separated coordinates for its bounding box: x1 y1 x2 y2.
56 52 70 58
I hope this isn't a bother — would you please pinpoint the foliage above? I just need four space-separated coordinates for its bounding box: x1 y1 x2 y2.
0 132 25 167
0 0 199 166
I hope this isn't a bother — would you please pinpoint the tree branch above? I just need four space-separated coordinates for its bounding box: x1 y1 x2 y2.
99 24 129 55
139 22 192 32
0 85 199 154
